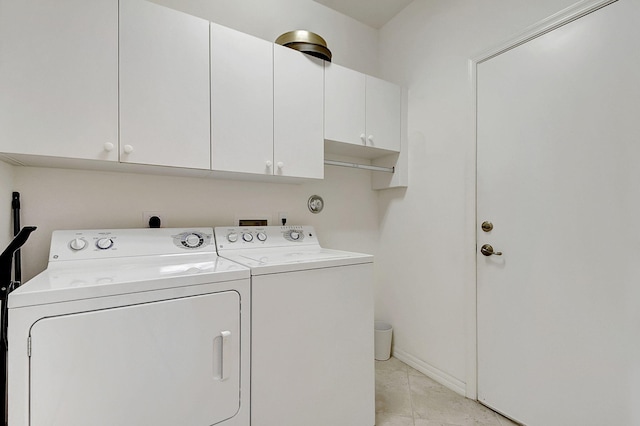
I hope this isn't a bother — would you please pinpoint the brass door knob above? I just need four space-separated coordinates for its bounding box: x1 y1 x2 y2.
481 244 502 256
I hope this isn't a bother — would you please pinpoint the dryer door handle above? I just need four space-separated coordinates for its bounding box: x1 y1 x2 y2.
215 330 232 381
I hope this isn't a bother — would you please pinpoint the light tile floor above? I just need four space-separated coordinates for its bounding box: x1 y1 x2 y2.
376 357 519 426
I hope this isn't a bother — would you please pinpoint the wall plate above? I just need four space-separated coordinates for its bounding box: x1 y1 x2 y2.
307 195 324 213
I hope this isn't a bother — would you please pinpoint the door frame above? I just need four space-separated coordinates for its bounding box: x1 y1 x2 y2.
465 0 617 400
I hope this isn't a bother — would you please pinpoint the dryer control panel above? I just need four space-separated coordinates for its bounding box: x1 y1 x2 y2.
214 226 319 251
49 228 215 262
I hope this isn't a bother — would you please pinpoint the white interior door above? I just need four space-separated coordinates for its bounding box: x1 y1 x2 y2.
29 291 241 426
477 1 640 425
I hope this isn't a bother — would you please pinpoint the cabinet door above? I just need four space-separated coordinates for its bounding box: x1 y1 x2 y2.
120 0 210 169
0 0 117 161
324 63 366 146
30 292 241 426
211 24 274 175
274 45 324 179
365 76 402 152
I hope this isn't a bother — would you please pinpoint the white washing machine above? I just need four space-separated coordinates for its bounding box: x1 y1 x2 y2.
8 228 250 426
214 225 374 426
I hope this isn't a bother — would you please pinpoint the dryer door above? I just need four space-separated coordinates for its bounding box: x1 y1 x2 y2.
29 290 241 426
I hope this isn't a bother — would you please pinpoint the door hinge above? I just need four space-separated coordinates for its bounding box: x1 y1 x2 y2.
27 336 31 357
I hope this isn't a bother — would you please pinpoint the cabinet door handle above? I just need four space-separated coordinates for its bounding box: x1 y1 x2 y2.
360 133 366 145
266 160 273 168
123 144 134 154
367 135 374 145
277 161 284 169
103 142 114 152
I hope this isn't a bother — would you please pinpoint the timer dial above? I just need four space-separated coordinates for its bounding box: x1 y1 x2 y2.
257 232 267 242
290 231 301 240
96 238 114 250
182 233 203 248
242 233 254 242
227 233 238 243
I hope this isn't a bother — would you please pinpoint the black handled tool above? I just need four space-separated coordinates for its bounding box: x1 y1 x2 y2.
0 226 36 426
11 193 21 286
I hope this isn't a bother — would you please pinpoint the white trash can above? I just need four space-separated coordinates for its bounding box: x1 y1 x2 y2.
374 321 393 361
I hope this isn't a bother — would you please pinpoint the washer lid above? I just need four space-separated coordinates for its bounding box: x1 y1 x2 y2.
8 254 249 308
220 247 373 275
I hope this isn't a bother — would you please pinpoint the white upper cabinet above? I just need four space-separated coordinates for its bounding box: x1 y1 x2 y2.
365 76 402 152
325 64 366 146
211 23 274 175
273 45 324 179
0 0 118 161
119 0 210 169
0 0 400 184
212 33 323 179
325 63 401 155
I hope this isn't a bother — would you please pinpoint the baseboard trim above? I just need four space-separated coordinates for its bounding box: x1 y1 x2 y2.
392 348 467 397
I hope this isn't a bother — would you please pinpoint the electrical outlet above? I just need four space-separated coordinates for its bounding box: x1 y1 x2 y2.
143 211 165 228
278 212 288 225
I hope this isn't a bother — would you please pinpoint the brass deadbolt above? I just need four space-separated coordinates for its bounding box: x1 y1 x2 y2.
481 221 493 232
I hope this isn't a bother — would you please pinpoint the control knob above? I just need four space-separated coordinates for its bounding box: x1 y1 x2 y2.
257 232 267 242
227 233 238 243
96 238 114 250
290 231 301 240
183 233 202 248
242 233 253 242
69 238 87 251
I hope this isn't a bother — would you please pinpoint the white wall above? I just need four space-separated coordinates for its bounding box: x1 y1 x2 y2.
10 0 382 281
14 165 379 282
151 0 380 75
0 161 14 248
376 0 578 394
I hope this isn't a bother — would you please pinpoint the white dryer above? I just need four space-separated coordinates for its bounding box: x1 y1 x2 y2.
8 228 250 426
214 225 374 426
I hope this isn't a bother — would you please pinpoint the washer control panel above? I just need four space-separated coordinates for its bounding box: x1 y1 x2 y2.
50 228 215 261
215 226 319 251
